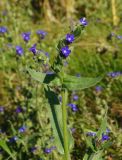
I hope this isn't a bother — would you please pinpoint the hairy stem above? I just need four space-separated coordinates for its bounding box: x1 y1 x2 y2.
62 89 71 160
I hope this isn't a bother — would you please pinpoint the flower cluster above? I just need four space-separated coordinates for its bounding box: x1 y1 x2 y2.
68 103 78 112
86 131 96 137
36 30 47 39
66 33 75 43
16 106 23 113
22 32 31 42
16 46 24 56
86 128 110 142
95 86 103 92
61 46 71 58
107 71 122 78
117 35 122 39
79 17 88 26
60 17 87 58
9 136 18 143
101 133 109 141
44 146 56 154
107 32 122 41
18 126 26 133
30 147 37 153
67 92 79 112
29 44 37 55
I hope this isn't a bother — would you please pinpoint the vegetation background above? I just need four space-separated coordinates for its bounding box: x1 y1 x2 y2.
0 0 122 159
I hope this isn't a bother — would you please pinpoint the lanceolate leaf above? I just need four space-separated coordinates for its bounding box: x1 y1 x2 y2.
85 137 96 152
0 140 15 159
63 74 103 91
44 87 74 154
89 150 103 160
27 68 61 86
96 108 108 139
96 116 107 139
27 68 46 83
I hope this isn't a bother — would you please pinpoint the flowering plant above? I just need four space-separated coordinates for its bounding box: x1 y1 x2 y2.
27 18 105 160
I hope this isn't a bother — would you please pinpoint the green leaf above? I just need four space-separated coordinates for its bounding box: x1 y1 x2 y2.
85 137 96 152
27 68 61 86
7 120 17 135
89 150 103 160
0 140 15 159
96 113 107 139
27 68 46 83
73 26 81 37
44 87 74 154
83 153 89 160
102 141 112 149
63 74 103 91
57 39 65 50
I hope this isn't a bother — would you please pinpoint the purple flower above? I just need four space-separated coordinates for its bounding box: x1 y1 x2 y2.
16 106 23 113
45 52 50 57
72 95 79 101
95 86 102 92
102 133 109 141
109 72 116 77
0 26 7 34
72 107 78 112
22 32 31 42
44 146 56 154
107 71 121 78
66 33 75 43
86 132 96 137
68 103 76 108
59 96 62 102
68 103 78 112
106 128 111 133
18 126 26 133
29 44 37 55
16 46 24 56
117 35 122 39
36 30 47 39
71 128 76 133
9 136 18 143
61 46 71 58
76 73 81 77
30 147 37 153
79 17 88 26
0 106 4 112
46 71 54 75
44 148 52 154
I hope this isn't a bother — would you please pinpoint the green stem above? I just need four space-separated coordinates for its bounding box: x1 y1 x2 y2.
62 89 71 160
